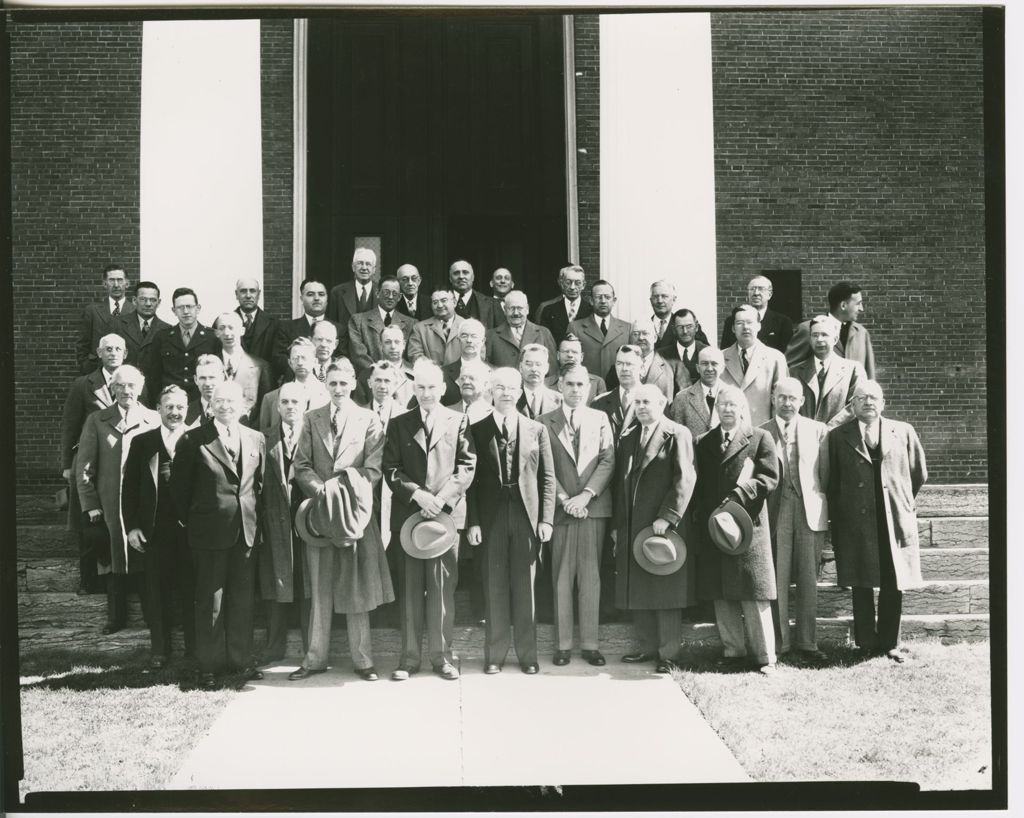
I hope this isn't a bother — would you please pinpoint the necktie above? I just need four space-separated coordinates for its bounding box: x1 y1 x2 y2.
639 425 650 450
331 408 341 441
442 322 450 341
376 403 387 425
383 311 392 327
225 359 235 379
740 348 749 375
182 328 192 346
840 321 852 350
682 347 690 367
531 393 539 418
205 405 213 422
721 431 731 453
223 430 236 461
456 296 469 317
423 412 433 448
620 390 630 415
243 312 253 332
706 392 715 418
112 300 121 317
865 424 877 449
316 364 326 383
569 410 580 459
658 318 667 339
567 301 576 322
358 285 370 312
600 317 608 337
283 424 295 459
141 319 150 338
512 327 522 346
817 362 827 392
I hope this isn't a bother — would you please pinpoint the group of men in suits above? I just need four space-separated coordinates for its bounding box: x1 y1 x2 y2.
61 256 922 685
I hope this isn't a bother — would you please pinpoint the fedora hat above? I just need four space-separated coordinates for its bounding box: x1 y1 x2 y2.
631 526 687 576
708 499 754 556
295 496 340 548
400 512 458 560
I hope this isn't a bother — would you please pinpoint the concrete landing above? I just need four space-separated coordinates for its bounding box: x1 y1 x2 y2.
171 656 747 789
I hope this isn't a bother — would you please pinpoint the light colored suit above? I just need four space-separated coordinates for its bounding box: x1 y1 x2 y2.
348 308 416 374
721 342 788 428
293 401 393 671
517 384 562 420
567 314 631 379
258 380 330 434
224 350 272 424
545 372 606 405
791 354 865 429
485 320 558 372
667 382 718 441
407 315 465 366
538 406 615 651
760 416 829 653
787 318 876 380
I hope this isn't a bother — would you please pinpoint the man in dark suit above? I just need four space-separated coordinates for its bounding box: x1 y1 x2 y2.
272 278 345 381
122 385 196 669
485 290 557 372
75 263 135 374
185 355 225 428
489 267 515 318
591 344 643 440
440 318 489 405
257 382 311 663
383 358 477 681
449 260 501 329
348 275 415 374
534 264 592 343
648 280 678 347
117 280 170 399
657 308 709 386
149 287 220 402
604 320 684 401
328 246 378 327
170 380 266 690
234 277 279 364
786 281 877 379
396 263 432 321
720 276 793 353
467 366 556 674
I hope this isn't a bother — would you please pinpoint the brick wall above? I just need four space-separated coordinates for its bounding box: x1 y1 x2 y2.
10 20 143 488
710 9 988 482
260 20 294 318
573 15 600 284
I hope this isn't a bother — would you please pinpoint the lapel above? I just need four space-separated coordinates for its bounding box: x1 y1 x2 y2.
268 427 288 489
365 309 385 338
147 433 160 490
517 417 536 484
342 283 359 317
117 314 141 347
634 418 667 474
98 403 122 435
688 385 710 424
739 344 762 389
312 408 334 459
821 358 845 400
577 317 603 346
843 420 872 463
496 321 517 349
89 369 113 406
167 325 187 352
645 354 665 386
413 411 428 453
724 347 744 386
202 424 238 476
721 427 749 465
548 409 575 463
799 359 820 399
770 419 787 480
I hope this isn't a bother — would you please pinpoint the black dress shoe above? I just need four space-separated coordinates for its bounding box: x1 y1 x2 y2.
622 652 657 664
356 666 379 681
288 666 326 681
655 659 676 674
483 663 502 675
798 648 828 661
521 663 539 675
244 667 264 681
199 673 218 691
552 650 571 666
581 650 606 666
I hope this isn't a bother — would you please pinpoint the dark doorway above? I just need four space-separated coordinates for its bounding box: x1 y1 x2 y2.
761 269 803 324
307 14 569 311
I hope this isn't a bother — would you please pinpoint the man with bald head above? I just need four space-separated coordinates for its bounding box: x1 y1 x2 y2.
720 275 793 353
648 280 677 347
668 346 724 440
234 277 279 364
449 259 501 328
485 290 557 371
395 263 432 321
328 246 379 326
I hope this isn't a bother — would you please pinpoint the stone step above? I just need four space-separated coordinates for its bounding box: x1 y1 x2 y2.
918 517 989 549
17 591 146 629
821 547 989 581
16 525 75 559
915 484 988 518
16 492 65 525
816 580 988 617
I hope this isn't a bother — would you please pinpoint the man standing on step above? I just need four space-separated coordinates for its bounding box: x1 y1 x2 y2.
786 281 876 379
384 358 476 681
122 385 196 669
148 287 220 402
75 263 135 374
827 380 927 663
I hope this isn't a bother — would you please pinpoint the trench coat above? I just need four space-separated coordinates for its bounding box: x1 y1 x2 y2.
613 417 696 610
693 425 779 601
826 418 927 590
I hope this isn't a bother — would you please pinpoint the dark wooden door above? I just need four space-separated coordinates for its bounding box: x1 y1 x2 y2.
307 14 568 310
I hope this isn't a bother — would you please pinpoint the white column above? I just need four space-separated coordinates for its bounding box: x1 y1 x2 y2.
600 13 717 330
140 20 263 324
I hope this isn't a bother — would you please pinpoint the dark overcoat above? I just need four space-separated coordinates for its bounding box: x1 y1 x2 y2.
693 426 779 601
613 417 696 610
258 423 311 603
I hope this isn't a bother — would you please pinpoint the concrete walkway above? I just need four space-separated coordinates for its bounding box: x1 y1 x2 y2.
171 656 747 789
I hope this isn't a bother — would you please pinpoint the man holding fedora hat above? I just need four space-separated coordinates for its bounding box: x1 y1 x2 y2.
694 384 781 675
290 358 394 682
613 384 697 674
467 367 556 675
383 358 476 681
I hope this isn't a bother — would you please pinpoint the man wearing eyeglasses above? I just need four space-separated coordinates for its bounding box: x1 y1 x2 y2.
720 276 793 353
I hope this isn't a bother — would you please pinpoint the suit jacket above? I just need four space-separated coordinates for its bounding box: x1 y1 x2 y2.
60 368 116 471
327 279 377 327
604 350 685 402
224 350 273 423
383 405 476 532
791 354 865 429
534 296 593 344
517 385 562 420
721 306 793 353
186 399 215 430
466 413 556 535
354 361 415 408
258 381 330 434
484 320 558 372
613 417 697 610
657 339 708 386
75 298 137 374
170 421 265 551
827 417 927 591
537 406 615 524
760 415 829 534
439 358 491 406
257 423 309 603
545 372 606 405
667 382 718 441
407 315 465 365
567 314 632 379
122 426 179 540
591 388 637 440
787 318 876 380
720 342 788 428
236 307 279 365
149 323 221 400
272 316 346 383
347 308 415 374
75 403 161 573
454 289 501 329
117 312 170 393
396 291 433 322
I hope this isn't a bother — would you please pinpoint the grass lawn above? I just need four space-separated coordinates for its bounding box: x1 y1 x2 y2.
673 639 992 791
18 648 235 797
